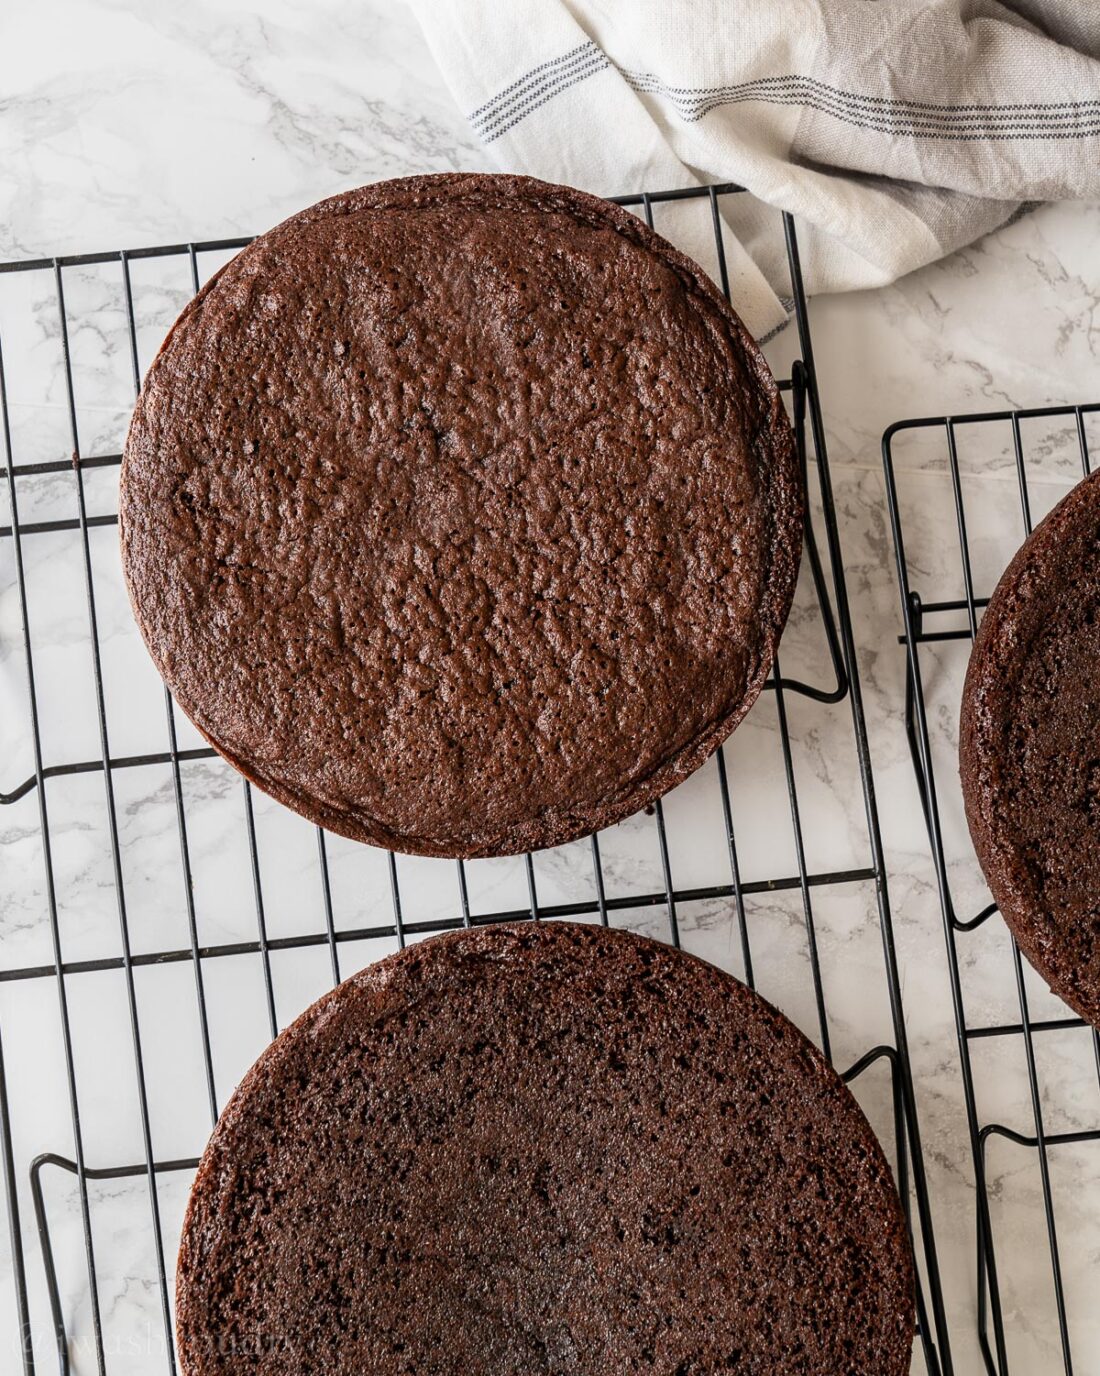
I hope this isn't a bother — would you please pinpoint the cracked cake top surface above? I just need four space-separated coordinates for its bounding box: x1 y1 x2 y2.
121 173 801 857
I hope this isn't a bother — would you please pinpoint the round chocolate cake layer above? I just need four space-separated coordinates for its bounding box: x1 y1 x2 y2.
176 922 914 1376
961 468 1100 1028
121 174 801 858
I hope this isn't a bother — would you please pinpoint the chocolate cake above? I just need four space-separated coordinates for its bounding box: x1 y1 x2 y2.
176 922 914 1376
120 174 801 858
961 468 1100 1028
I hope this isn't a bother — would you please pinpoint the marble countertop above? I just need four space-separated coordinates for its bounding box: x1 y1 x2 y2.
1 3 1098 1373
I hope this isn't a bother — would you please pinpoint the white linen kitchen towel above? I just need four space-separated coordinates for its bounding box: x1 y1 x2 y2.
408 1 1100 337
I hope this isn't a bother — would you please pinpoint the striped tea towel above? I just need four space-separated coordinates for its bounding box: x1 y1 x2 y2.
408 1 1100 338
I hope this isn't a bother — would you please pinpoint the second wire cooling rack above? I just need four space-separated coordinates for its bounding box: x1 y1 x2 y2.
885 401 1100 1375
0 183 951 1374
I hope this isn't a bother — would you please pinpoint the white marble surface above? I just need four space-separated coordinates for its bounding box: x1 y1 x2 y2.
1 3 1099 1373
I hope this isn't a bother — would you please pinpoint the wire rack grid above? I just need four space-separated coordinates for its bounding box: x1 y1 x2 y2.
0 182 950 1374
884 403 1100 1374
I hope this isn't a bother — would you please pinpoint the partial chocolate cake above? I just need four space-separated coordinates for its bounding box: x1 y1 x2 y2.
120 174 801 858
177 922 914 1376
961 468 1100 1027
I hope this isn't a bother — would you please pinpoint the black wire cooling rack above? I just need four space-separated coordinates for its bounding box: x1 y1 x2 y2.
0 183 952 1375
885 404 1100 1375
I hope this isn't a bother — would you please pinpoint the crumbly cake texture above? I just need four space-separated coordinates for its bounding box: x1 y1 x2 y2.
120 173 801 858
961 468 1100 1028
176 922 915 1376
